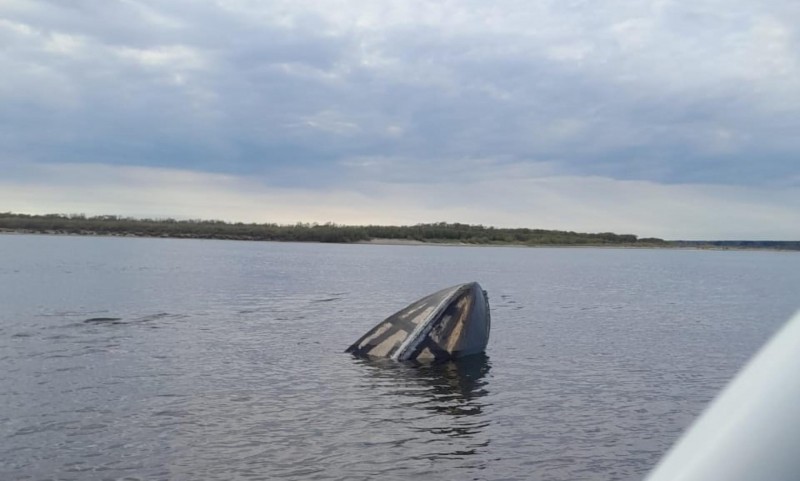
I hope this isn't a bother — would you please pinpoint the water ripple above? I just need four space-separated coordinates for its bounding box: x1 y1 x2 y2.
1 238 798 480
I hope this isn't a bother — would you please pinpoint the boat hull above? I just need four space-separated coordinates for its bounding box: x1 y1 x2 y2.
346 282 491 362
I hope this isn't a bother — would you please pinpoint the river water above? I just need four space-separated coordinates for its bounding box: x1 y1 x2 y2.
1 235 798 480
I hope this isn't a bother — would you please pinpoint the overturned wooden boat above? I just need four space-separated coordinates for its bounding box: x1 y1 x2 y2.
346 282 490 362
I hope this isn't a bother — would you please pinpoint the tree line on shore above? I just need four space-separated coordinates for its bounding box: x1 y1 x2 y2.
1 212 796 250
0 212 666 245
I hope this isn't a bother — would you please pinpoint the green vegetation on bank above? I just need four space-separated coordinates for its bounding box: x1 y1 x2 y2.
0 212 797 250
0 212 662 245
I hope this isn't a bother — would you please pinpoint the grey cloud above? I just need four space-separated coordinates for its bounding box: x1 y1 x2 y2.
0 0 798 188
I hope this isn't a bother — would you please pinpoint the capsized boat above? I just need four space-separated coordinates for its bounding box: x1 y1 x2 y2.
346 282 490 362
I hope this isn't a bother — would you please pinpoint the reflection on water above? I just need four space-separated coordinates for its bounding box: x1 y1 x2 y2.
354 354 492 462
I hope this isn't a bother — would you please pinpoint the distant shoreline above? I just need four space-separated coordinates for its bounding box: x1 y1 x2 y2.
2 229 798 252
1 213 797 251
356 238 791 251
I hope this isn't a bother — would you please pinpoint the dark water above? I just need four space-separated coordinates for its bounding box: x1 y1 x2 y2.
1 235 798 481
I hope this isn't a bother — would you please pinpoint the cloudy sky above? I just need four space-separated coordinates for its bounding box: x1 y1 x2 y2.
1 0 799 239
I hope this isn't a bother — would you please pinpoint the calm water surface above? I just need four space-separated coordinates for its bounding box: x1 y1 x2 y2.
1 235 799 480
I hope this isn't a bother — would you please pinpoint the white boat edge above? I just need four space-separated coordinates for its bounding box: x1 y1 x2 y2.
644 309 800 481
